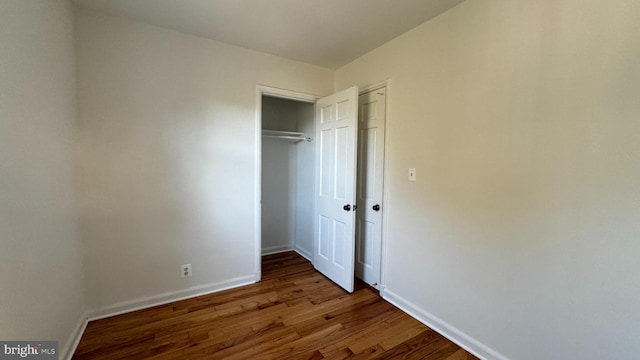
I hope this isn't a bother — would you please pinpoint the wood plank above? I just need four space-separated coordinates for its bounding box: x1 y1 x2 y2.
73 251 477 360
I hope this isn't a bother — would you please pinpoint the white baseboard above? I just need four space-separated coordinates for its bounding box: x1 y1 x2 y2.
62 312 89 360
86 274 258 321
260 246 313 264
67 248 313 357
381 288 509 360
293 246 312 261
63 275 258 358
261 245 294 255
261 245 312 263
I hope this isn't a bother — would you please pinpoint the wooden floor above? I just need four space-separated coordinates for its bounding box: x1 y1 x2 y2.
73 252 477 359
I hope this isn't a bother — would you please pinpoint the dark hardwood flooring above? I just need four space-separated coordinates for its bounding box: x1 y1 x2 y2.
73 251 477 359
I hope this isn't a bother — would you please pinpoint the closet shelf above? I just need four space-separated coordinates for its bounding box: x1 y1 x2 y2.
262 129 311 143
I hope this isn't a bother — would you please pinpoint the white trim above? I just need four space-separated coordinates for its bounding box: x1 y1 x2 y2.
261 245 294 255
62 313 89 360
379 79 393 293
86 275 258 321
257 85 320 103
355 79 393 291
254 86 264 281
381 288 509 360
254 84 322 282
261 245 312 262
294 246 313 261
358 79 390 94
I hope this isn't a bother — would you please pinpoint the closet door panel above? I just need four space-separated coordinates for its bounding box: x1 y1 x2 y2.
313 86 358 293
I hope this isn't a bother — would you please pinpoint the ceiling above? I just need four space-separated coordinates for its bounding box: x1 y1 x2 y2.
73 0 465 69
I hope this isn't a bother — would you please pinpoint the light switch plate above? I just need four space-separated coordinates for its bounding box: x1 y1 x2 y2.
408 168 416 181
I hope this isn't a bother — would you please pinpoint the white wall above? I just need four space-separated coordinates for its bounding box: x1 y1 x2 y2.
75 8 334 310
261 96 315 257
293 103 315 258
261 97 299 254
0 0 86 355
262 96 299 131
261 139 297 253
336 0 640 359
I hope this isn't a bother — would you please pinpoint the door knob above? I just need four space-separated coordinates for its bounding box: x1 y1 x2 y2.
372 204 381 211
343 204 351 211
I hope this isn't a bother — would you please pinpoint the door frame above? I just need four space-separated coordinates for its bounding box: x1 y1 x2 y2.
357 79 392 293
254 85 320 281
253 81 392 289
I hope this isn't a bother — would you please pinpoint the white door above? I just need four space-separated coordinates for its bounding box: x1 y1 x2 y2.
314 86 359 293
355 88 386 288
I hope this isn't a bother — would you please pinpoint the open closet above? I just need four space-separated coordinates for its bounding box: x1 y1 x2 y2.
258 85 386 293
260 96 315 260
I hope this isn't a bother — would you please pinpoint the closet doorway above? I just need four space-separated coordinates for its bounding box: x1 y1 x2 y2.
255 85 387 293
260 94 316 260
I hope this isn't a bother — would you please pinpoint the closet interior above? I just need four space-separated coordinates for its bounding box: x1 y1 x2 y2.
261 95 315 260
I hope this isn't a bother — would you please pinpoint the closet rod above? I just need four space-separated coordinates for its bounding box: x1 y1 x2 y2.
262 129 312 143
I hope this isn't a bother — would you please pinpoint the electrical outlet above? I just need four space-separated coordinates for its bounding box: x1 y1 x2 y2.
408 168 417 181
181 264 192 278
